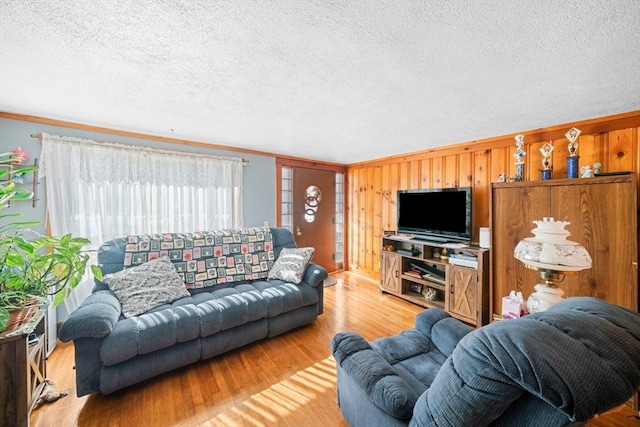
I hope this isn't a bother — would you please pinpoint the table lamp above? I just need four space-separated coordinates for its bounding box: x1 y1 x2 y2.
513 217 592 313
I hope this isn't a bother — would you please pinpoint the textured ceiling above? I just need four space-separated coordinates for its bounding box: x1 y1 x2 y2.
1 0 639 164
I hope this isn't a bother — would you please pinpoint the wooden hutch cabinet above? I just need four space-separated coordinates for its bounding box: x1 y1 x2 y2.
491 174 638 317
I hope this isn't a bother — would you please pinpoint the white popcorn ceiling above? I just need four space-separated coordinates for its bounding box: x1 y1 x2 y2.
0 0 639 164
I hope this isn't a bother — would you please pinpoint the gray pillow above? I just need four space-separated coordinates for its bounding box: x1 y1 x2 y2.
104 256 190 318
268 247 315 284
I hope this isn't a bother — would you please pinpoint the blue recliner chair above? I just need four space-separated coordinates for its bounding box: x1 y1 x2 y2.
332 297 640 426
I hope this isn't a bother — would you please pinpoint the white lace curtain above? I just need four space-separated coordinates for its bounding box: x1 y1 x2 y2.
39 132 244 317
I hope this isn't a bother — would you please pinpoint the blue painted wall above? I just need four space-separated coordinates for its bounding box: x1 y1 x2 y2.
0 117 277 233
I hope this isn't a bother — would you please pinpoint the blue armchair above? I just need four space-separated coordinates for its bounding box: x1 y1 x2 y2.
331 297 640 426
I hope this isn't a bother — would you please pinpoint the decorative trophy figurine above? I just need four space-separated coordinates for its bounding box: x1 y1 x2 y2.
565 127 581 178
580 165 594 178
512 134 526 182
539 142 554 180
593 162 602 174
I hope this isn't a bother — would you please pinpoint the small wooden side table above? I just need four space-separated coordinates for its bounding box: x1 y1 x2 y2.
0 307 47 427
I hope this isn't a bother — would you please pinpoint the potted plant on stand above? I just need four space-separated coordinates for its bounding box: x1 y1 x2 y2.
0 151 101 334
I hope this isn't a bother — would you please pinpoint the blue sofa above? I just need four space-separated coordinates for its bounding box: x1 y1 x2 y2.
60 227 327 396
332 297 640 426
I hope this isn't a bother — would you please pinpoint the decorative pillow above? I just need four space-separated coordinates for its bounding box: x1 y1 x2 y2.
103 256 190 318
268 247 315 284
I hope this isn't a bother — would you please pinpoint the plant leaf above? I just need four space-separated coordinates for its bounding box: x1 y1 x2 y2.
91 265 103 281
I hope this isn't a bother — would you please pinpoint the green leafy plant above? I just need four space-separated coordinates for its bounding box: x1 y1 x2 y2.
0 151 101 332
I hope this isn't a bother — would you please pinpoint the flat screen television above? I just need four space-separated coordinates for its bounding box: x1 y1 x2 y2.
397 187 472 243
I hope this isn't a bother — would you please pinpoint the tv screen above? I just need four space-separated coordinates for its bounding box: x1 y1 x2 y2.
397 188 472 243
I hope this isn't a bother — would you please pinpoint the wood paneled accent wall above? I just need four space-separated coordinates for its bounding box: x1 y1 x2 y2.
346 111 640 280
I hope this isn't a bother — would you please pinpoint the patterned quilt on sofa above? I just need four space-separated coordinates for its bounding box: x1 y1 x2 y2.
123 227 275 289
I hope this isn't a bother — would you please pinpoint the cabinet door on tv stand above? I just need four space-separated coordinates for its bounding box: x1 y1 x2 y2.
447 265 479 326
381 251 401 294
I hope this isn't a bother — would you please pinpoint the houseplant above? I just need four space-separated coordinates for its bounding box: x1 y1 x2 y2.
0 151 101 333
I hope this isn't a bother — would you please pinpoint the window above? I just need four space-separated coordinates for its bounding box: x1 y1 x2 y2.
334 172 344 264
281 166 292 232
39 133 244 313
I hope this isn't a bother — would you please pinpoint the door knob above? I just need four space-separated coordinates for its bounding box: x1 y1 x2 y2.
296 226 302 236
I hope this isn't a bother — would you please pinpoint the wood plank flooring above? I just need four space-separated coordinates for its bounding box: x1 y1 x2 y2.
32 272 640 426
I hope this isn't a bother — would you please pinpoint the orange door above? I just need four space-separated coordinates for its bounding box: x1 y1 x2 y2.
292 168 337 272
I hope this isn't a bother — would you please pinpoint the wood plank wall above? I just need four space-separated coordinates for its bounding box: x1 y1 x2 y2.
346 111 640 280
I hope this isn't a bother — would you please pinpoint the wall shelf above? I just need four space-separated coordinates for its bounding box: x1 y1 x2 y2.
0 158 39 207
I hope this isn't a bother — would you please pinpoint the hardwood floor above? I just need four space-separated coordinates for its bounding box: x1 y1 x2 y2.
32 272 640 426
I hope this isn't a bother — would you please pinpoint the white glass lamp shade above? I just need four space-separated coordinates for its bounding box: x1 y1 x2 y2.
513 218 592 313
513 218 592 270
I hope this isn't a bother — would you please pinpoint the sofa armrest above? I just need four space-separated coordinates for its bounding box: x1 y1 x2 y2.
414 307 451 333
59 291 122 341
302 262 328 287
332 332 419 420
415 308 473 357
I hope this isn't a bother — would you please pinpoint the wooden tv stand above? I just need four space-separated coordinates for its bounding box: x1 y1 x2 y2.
380 234 490 327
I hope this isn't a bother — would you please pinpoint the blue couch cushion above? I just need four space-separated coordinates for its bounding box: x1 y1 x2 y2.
414 310 473 357
100 303 201 365
333 332 419 419
98 277 318 365
371 328 448 397
252 280 319 317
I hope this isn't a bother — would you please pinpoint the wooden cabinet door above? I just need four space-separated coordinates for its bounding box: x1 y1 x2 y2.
447 265 478 324
492 184 549 313
380 251 401 293
549 178 638 309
